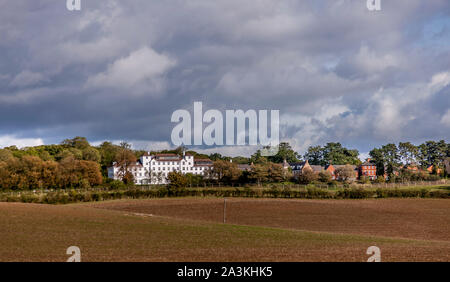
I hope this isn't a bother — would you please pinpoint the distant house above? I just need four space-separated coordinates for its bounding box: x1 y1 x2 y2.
403 163 419 172
310 165 324 174
324 164 336 179
237 164 251 172
108 151 212 185
290 161 363 181
426 165 443 174
358 161 377 180
289 160 312 178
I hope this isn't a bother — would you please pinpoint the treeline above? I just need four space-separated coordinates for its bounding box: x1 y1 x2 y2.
369 141 449 176
167 160 291 189
0 155 102 190
0 137 448 190
2 187 448 205
0 137 108 190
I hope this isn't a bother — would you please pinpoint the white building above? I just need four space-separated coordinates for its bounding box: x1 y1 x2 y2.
107 152 213 185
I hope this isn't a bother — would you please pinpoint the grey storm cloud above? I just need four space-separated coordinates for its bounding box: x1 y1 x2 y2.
0 0 449 155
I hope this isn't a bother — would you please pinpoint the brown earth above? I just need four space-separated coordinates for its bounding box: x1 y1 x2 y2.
0 198 449 262
89 198 450 242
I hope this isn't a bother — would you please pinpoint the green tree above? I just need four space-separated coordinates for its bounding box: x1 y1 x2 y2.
61 136 90 149
304 145 323 165
398 142 418 165
381 143 400 176
304 143 360 165
250 149 268 164
82 147 101 162
267 142 300 163
369 148 385 176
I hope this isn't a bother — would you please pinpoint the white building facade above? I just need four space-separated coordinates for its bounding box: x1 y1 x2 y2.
107 152 213 185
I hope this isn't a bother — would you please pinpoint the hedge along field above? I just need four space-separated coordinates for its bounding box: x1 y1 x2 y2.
0 185 449 204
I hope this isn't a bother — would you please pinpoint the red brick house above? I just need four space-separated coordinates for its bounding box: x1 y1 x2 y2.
358 161 377 180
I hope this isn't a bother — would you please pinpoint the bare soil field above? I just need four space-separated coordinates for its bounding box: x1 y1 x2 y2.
89 198 450 242
0 198 449 262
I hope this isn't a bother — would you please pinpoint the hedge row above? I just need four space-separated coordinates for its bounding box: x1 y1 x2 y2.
0 187 448 204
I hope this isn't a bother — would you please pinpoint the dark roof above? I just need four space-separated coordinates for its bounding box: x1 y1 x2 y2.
237 164 251 171
310 165 324 172
194 159 213 166
334 165 357 170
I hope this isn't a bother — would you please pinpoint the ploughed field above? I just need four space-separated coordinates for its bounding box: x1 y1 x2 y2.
0 198 449 262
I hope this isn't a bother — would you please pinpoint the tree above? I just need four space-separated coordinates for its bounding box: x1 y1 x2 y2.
209 153 223 161
304 145 323 165
297 169 317 184
322 143 360 165
381 143 400 176
212 160 241 184
250 149 268 164
268 163 285 182
98 141 121 175
250 163 269 185
398 142 418 165
369 148 385 176
167 171 188 189
304 143 360 165
0 149 13 162
114 142 137 183
267 142 300 163
78 160 103 186
335 165 356 182
318 171 332 183
417 140 448 169
61 136 90 149
82 147 101 162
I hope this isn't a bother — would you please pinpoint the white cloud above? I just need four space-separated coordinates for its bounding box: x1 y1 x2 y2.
354 45 400 73
441 109 450 127
87 47 176 94
0 135 44 148
10 70 48 87
59 37 127 65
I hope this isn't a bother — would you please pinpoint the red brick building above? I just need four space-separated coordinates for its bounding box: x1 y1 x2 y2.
358 160 377 180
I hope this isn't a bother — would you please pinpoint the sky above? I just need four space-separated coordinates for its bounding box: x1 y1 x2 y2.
0 0 449 158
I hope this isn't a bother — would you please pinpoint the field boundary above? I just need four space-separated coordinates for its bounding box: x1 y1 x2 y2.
0 184 449 204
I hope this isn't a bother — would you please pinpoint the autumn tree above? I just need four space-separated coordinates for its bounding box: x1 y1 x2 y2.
114 142 137 183
212 160 241 184
268 163 285 182
250 163 269 185
318 171 332 183
335 165 356 182
297 169 317 184
167 171 188 189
